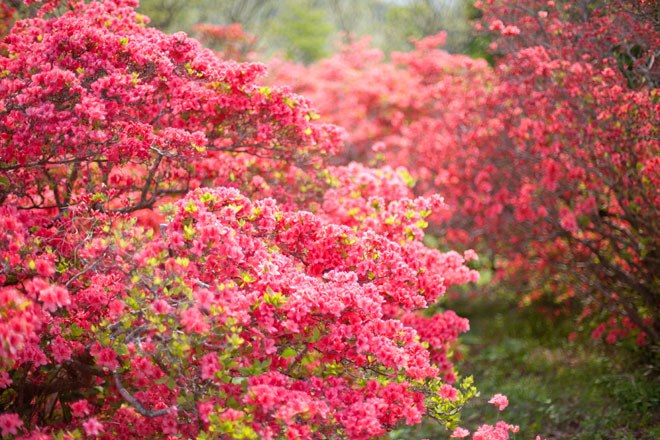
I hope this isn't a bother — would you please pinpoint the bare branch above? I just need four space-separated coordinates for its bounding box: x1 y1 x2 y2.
113 372 180 419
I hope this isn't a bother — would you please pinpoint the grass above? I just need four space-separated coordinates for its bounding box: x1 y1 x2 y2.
454 293 660 440
392 292 660 439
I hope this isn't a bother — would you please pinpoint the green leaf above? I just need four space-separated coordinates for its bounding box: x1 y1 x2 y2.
310 327 322 342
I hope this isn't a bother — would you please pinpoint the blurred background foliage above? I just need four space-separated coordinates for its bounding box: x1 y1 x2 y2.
136 0 485 63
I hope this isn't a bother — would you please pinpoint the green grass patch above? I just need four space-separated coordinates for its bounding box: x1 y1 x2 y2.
455 295 660 440
393 293 660 439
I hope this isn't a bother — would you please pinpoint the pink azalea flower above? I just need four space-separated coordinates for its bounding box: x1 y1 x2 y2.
71 400 92 418
82 417 104 436
451 426 470 438
0 413 23 436
38 284 71 313
34 258 55 278
439 384 459 401
0 372 12 389
200 352 221 380
488 393 509 411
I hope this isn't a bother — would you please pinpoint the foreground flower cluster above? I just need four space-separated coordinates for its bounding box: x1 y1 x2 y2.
0 0 483 438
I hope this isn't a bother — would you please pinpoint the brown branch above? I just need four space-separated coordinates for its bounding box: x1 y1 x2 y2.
113 372 180 419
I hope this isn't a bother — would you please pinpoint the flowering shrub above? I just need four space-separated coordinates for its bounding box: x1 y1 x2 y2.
2 185 479 438
0 0 481 438
0 0 346 219
471 0 660 347
193 23 258 62
271 0 660 348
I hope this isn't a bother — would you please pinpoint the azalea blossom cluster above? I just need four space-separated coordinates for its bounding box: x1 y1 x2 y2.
192 23 257 62
1 0 343 219
0 0 482 438
448 393 520 440
271 0 660 347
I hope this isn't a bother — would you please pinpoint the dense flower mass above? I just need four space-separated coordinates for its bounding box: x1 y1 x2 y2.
272 0 660 348
0 0 344 219
0 0 481 438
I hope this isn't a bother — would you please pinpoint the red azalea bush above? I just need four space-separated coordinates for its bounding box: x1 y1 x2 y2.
0 0 486 438
270 0 660 349
473 0 660 347
192 23 258 62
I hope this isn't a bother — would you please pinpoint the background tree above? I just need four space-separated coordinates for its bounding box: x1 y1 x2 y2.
381 0 471 53
137 0 276 34
138 0 478 63
265 0 334 64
